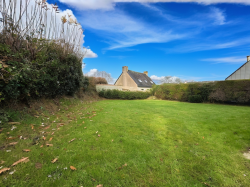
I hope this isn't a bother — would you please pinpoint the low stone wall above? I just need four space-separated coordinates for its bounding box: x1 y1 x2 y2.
96 84 123 92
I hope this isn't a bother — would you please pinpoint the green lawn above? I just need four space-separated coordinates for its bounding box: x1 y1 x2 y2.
0 99 250 186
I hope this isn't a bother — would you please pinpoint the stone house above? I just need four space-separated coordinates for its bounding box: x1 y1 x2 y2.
114 66 155 91
226 56 250 80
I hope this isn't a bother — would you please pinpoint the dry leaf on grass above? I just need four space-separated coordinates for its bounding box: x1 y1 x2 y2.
0 129 3 132
1 161 5 164
70 166 76 170
44 125 50 130
49 137 53 141
69 138 76 143
43 137 46 140
8 122 20 125
0 168 10 174
35 163 42 169
12 157 29 166
6 137 17 140
82 121 85 124
23 149 31 152
84 127 87 129
8 142 18 146
96 185 103 187
31 125 34 129
40 145 44 148
46 144 53 147
51 132 54 135
98 134 101 137
51 158 58 163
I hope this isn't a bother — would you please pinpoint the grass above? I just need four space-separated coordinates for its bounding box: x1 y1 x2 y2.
0 99 250 186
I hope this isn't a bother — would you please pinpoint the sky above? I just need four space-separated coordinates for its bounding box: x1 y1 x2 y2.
46 0 250 82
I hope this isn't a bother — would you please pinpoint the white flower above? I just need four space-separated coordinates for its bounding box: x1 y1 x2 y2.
64 167 67 170
6 150 11 152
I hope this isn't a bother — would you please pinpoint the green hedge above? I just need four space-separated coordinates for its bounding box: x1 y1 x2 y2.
98 89 151 100
153 80 250 104
0 42 88 102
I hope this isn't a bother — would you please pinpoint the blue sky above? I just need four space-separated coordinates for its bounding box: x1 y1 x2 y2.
47 0 250 82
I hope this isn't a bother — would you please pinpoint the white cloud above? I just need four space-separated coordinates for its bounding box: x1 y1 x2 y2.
83 49 98 58
59 0 250 10
78 9 186 50
201 56 247 64
150 75 165 81
85 69 98 76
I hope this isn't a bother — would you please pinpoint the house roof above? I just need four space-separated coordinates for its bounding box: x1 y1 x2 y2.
225 60 250 80
127 70 155 87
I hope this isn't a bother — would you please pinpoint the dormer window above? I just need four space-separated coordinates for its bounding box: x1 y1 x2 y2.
138 79 142 82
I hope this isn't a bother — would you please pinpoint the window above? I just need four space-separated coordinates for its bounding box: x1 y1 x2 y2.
145 80 148 83
138 79 142 82
150 81 153 83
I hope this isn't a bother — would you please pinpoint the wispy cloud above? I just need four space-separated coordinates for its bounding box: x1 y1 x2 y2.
78 9 186 50
59 0 250 10
201 56 247 64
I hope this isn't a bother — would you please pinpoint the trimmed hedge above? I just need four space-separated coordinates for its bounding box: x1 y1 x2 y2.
98 89 151 100
0 42 87 102
153 80 250 104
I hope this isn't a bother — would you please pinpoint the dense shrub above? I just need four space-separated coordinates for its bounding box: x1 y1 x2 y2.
98 89 151 100
0 42 88 102
154 80 250 104
86 77 108 91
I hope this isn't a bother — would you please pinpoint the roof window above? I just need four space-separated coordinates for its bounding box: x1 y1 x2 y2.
145 80 148 83
138 79 142 82
150 81 153 83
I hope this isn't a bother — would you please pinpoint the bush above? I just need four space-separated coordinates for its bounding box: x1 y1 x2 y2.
153 80 250 104
0 42 88 103
98 89 151 100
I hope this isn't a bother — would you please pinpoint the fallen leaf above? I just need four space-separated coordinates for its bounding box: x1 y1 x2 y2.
31 125 34 129
23 149 31 152
51 132 54 135
12 157 29 166
82 121 85 124
8 142 18 146
40 145 44 148
43 137 46 140
46 144 53 147
44 125 50 130
70 166 76 170
112 139 114 142
84 127 87 129
6 137 17 140
202 182 210 186
98 134 101 137
96 185 103 187
51 158 58 163
1 161 5 164
49 137 53 141
123 163 127 167
35 163 42 169
8 122 20 125
203 137 205 139
34 115 39 118
9 170 16 175
0 168 10 174
0 129 3 132
69 138 76 143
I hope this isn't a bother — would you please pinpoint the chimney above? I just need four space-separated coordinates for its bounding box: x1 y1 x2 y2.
143 71 148 76
122 66 128 72
247 56 250 62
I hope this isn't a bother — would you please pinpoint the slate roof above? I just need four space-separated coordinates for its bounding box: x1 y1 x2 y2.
127 70 155 87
